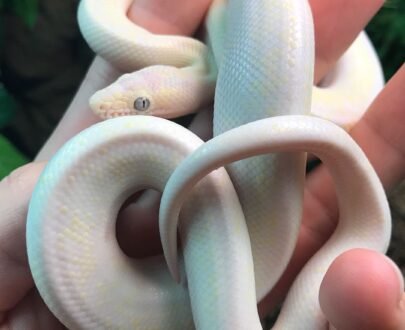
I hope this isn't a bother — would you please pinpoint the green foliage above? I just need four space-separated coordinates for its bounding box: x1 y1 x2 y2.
0 134 28 180
0 0 38 27
0 84 16 129
367 0 405 79
0 0 38 177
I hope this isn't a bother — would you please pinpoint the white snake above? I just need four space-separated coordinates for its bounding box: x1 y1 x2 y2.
26 0 390 329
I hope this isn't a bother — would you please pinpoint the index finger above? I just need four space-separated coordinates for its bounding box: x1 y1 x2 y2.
0 162 46 313
310 0 384 82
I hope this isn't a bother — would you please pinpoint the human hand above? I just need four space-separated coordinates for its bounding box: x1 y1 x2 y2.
1 0 404 329
116 1 405 329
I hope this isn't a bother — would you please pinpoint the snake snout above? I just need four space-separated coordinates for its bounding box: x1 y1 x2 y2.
89 90 125 119
89 93 105 116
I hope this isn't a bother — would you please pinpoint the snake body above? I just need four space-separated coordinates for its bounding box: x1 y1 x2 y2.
27 0 391 329
83 0 383 129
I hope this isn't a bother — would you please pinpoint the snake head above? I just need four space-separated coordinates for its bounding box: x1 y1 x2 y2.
89 65 210 120
89 67 162 119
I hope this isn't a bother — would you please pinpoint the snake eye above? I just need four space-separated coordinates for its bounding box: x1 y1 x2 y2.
134 97 151 111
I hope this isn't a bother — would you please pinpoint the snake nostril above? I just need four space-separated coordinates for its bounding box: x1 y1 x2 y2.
89 94 105 114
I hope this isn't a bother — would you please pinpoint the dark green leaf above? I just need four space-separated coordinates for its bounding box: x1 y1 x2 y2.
0 134 28 179
5 0 39 28
367 4 405 79
0 85 17 129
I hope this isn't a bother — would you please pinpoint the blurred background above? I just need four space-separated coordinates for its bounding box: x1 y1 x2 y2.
0 0 404 275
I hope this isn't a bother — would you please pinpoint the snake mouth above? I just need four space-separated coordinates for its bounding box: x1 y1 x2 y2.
89 93 132 119
89 93 158 119
89 100 129 120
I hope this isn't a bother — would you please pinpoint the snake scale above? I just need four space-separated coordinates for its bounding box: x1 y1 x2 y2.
26 0 391 329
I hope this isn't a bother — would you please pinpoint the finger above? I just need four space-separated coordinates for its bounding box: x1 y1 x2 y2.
353 64 405 188
116 190 162 258
4 289 66 330
128 0 212 35
319 249 405 330
0 162 45 312
309 0 384 83
36 0 211 161
306 64 405 241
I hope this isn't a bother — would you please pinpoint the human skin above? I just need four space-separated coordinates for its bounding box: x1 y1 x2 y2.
1 0 404 329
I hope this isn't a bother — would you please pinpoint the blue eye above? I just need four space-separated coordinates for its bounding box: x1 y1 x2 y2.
134 97 150 111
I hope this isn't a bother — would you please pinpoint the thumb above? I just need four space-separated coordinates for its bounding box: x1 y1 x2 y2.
320 249 405 330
